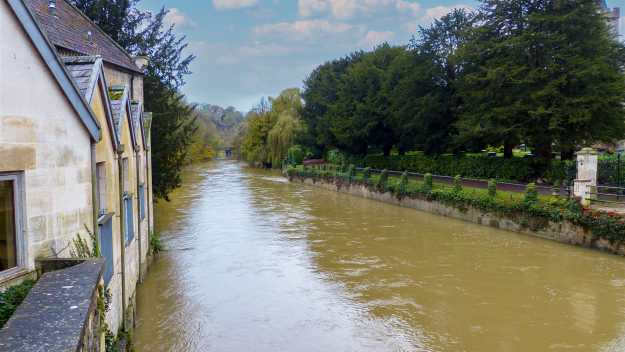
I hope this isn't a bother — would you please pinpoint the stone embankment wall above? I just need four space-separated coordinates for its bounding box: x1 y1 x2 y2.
291 176 625 256
0 260 105 352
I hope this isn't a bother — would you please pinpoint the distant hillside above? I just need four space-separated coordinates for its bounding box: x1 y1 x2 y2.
196 104 246 146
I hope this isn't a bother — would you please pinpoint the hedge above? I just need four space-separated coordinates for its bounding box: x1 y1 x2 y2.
0 279 35 328
287 166 625 245
359 153 575 183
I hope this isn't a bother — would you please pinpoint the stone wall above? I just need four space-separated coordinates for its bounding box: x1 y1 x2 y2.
0 0 95 276
291 176 625 256
0 260 105 352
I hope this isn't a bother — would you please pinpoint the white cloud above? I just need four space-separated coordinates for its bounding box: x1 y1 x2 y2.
359 30 395 48
423 4 472 22
164 8 196 28
253 19 360 42
395 0 420 16
213 0 258 10
402 4 473 33
299 0 329 17
298 0 416 19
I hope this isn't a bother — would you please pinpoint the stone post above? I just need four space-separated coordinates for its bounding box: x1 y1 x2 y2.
574 147 598 205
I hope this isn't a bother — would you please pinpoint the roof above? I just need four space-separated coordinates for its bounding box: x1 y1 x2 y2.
131 101 146 147
6 0 100 141
24 0 142 73
109 85 137 150
63 55 120 149
62 55 101 101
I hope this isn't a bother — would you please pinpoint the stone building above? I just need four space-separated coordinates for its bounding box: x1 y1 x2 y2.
1 0 154 339
598 0 621 36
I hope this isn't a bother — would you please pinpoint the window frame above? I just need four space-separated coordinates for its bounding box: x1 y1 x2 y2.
0 173 27 280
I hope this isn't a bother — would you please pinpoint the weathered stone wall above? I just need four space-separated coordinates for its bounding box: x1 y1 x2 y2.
291 176 625 256
91 84 125 333
103 65 143 105
0 1 94 276
0 260 106 352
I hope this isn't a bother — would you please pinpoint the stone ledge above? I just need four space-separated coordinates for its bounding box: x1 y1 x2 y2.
0 259 104 352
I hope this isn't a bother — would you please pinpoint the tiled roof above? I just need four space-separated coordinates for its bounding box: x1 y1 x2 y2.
62 56 101 100
130 102 143 144
24 0 141 73
109 85 136 148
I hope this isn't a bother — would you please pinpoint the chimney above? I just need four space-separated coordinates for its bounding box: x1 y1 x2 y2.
48 0 57 17
133 56 149 70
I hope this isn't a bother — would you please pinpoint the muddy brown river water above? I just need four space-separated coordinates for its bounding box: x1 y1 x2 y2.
135 161 625 352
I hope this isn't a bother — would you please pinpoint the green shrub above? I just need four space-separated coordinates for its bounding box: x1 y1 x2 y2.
453 175 462 193
488 179 497 198
150 232 163 254
362 153 575 183
287 145 305 165
376 169 389 191
327 149 346 165
423 173 433 192
525 183 538 204
0 279 36 328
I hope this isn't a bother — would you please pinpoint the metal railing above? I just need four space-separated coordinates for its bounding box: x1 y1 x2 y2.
587 185 625 205
302 164 571 196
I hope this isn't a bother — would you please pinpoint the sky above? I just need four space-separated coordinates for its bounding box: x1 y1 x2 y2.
140 0 625 113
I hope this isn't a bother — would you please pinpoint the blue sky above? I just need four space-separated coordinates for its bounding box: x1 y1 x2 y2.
140 0 625 112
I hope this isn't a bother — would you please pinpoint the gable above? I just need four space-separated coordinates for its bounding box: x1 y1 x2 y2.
4 0 100 141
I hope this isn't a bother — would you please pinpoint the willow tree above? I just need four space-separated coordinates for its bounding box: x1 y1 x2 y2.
267 114 304 167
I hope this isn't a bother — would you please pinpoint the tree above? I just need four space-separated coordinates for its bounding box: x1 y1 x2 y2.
300 52 364 156
267 89 305 166
458 0 625 165
328 44 403 156
389 9 473 155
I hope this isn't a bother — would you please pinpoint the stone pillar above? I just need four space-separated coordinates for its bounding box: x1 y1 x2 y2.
574 147 598 204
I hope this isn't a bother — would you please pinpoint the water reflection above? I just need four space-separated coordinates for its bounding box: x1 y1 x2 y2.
136 161 625 351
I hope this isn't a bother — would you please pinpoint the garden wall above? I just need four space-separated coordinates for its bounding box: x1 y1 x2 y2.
290 175 625 256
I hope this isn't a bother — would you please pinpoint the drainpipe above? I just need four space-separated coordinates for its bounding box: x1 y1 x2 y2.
145 146 152 239
117 145 127 329
91 143 100 256
135 148 143 283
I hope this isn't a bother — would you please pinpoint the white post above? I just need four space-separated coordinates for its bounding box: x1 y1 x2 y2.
574 147 598 205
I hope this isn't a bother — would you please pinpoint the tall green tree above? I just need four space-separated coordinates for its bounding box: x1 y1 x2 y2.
301 52 364 156
458 0 625 163
389 9 472 155
328 44 403 156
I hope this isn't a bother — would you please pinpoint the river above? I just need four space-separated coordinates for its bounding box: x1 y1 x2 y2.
135 161 625 352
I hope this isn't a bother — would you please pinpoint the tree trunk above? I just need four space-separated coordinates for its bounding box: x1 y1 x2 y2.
503 141 514 159
383 143 392 157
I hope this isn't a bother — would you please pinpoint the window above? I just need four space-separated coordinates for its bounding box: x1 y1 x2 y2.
124 195 134 246
122 158 129 194
0 175 22 272
96 162 107 215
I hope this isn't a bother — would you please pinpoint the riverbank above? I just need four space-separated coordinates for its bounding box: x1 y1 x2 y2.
287 168 625 256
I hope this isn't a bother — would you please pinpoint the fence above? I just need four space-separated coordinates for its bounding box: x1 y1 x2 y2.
303 164 570 197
